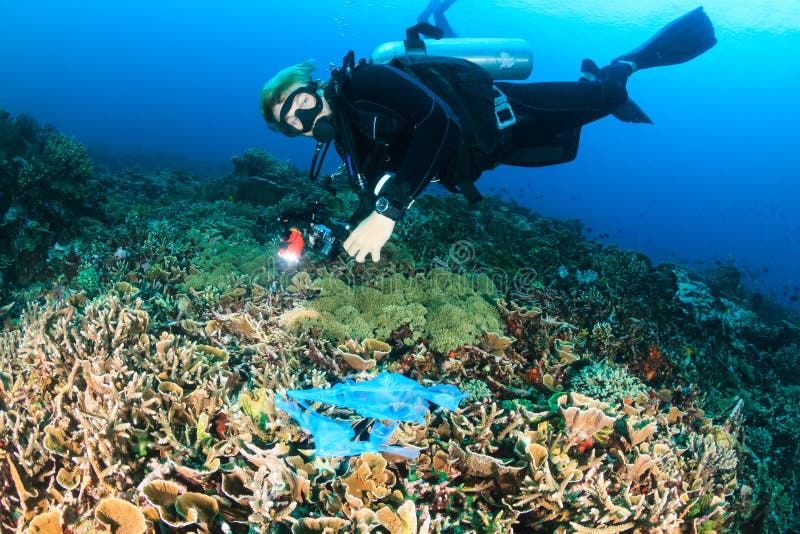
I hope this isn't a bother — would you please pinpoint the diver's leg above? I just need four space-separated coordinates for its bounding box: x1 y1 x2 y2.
498 69 630 137
581 59 652 123
433 12 458 37
497 127 583 168
492 74 630 167
418 0 440 23
432 0 458 37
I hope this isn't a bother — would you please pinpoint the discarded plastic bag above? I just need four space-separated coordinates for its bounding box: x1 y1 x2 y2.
276 372 464 458
286 372 464 424
275 398 418 458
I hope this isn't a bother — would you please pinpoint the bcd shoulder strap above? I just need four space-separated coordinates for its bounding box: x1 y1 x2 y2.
330 51 492 206
388 55 498 155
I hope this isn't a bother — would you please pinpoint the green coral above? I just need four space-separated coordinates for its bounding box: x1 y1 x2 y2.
75 264 100 293
568 361 649 405
0 122 100 297
746 426 773 459
239 387 273 431
0 109 34 160
462 379 492 402
230 147 295 179
501 398 536 412
294 269 501 353
181 236 278 292
17 133 93 192
597 248 649 285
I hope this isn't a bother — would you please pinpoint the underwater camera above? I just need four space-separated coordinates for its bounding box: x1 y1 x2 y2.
278 202 351 263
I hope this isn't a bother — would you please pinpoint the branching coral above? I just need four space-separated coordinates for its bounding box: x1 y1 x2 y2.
568 362 650 407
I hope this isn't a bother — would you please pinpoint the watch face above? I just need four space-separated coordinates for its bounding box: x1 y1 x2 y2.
375 197 389 213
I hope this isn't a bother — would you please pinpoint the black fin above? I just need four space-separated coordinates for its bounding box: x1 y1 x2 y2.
613 7 717 70
580 58 601 81
612 98 654 124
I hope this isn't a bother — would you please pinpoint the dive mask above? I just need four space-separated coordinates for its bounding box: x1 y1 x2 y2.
278 84 323 137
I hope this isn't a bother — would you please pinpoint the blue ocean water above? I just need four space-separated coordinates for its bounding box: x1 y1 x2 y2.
1 0 798 309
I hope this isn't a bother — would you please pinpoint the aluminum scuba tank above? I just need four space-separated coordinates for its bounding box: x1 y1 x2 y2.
371 37 534 80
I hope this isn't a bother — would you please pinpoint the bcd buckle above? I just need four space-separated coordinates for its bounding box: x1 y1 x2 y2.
493 85 516 130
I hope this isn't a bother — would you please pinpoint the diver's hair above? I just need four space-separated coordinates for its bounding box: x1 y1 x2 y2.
260 59 317 127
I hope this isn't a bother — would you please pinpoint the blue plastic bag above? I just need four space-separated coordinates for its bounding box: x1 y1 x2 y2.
274 398 418 458
276 372 463 458
287 372 464 424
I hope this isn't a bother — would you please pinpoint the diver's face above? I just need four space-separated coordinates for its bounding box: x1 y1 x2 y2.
273 83 331 138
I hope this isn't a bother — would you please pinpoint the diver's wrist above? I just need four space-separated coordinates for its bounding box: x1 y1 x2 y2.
374 196 404 221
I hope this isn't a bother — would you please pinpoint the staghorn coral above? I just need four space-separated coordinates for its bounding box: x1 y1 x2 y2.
0 294 237 528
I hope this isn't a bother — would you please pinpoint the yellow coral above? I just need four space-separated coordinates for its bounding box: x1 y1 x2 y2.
342 453 398 503
376 500 426 534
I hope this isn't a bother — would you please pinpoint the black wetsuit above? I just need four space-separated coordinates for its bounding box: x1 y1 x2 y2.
333 61 629 212
338 63 461 209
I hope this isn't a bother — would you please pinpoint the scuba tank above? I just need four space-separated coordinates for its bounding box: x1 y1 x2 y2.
371 23 533 80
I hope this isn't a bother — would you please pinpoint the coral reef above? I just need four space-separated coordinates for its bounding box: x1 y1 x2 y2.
2 124 800 532
0 112 100 291
0 292 743 532
568 362 650 406
228 148 300 207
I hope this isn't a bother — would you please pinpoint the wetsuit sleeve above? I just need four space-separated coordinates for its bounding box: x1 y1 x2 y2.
346 64 461 208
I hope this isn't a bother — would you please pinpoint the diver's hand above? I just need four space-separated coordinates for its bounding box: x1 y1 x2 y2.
343 211 396 263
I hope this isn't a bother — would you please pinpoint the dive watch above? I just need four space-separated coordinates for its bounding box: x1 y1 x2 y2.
374 196 404 221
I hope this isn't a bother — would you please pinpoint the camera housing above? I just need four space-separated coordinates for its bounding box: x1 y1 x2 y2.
278 202 351 261
307 222 342 258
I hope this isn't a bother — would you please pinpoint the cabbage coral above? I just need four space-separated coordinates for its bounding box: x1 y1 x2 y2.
282 269 502 353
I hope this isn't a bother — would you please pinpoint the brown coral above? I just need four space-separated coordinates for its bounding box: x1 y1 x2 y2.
376 500 428 534
561 405 616 443
95 497 148 534
27 510 62 534
0 242 745 534
342 453 399 503
174 492 219 523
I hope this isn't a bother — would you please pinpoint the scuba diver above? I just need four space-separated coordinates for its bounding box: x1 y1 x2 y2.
418 0 458 38
261 8 717 264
